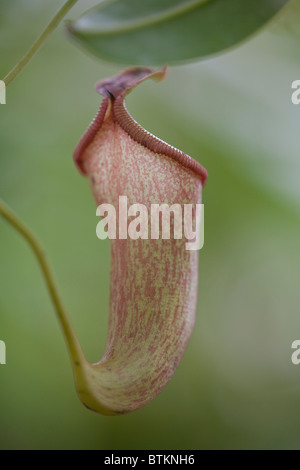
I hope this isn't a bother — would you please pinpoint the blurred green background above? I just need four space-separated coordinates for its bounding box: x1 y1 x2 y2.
1 0 300 450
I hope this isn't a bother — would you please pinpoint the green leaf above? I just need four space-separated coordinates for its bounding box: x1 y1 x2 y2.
66 0 290 65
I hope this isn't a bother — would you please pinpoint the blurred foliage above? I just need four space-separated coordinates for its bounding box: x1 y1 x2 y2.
66 0 289 65
1 0 300 450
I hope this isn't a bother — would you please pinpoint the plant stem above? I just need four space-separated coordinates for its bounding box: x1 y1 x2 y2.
3 0 79 87
0 198 84 367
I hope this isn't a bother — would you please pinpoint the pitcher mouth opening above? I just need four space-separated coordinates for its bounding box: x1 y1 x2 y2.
74 66 208 186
